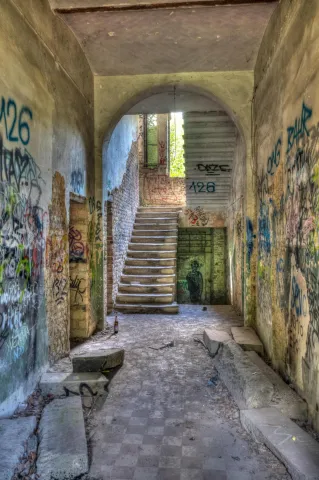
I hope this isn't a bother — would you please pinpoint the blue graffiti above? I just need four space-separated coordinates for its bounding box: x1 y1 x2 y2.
267 137 282 176
286 102 312 154
0 97 33 145
276 258 284 273
258 203 271 254
246 218 255 267
291 276 307 317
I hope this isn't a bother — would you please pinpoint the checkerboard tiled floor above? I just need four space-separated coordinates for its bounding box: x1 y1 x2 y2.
83 306 290 480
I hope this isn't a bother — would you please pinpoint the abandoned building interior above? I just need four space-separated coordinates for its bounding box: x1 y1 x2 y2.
1 0 319 479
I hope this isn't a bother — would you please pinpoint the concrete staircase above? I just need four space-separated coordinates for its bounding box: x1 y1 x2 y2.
115 206 180 314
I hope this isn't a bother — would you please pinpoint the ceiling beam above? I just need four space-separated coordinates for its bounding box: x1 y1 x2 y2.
52 0 278 14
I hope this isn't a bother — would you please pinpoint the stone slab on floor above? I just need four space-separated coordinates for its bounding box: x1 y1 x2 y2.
241 407 319 480
203 327 232 356
214 340 274 409
247 351 308 421
39 372 109 397
231 326 264 355
72 348 124 373
37 396 88 480
0 415 37 480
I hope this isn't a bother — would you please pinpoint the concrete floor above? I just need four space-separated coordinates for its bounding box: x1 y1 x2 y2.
85 306 290 480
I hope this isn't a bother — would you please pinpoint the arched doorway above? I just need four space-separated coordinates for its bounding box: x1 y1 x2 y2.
99 84 248 318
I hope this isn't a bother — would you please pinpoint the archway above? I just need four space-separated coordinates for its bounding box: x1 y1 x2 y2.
99 83 249 318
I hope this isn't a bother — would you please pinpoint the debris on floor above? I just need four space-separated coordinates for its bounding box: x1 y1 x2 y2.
148 340 175 350
207 373 219 386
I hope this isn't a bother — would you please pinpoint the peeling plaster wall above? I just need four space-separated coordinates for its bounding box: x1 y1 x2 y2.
254 0 319 430
103 116 139 310
103 115 138 196
0 0 94 416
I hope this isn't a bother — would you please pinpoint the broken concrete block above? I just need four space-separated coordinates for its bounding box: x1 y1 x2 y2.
241 407 319 480
72 348 125 373
231 326 264 355
37 397 88 480
247 352 308 421
0 416 37 480
39 372 109 397
214 340 274 409
203 328 232 356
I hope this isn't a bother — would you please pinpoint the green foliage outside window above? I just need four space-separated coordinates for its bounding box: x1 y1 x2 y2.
146 114 158 168
170 112 185 177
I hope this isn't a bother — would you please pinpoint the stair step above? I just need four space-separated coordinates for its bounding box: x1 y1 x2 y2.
129 243 177 251
136 212 179 217
127 250 176 259
123 266 175 275
121 274 176 284
126 258 175 267
133 230 177 237
134 223 178 230
131 236 177 243
135 217 177 224
115 303 179 314
118 206 179 314
116 293 174 304
118 283 174 294
138 207 182 213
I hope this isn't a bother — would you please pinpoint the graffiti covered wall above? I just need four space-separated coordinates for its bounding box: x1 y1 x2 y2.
254 0 319 430
177 228 227 305
0 0 94 415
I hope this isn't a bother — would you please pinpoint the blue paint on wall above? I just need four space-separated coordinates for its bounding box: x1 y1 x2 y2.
103 115 139 198
246 217 255 270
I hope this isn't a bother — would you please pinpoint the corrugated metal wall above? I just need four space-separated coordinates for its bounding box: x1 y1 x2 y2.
183 112 236 211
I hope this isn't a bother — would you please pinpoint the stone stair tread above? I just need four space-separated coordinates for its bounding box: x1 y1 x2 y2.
231 326 264 355
119 282 175 288
39 372 109 396
37 397 88 479
128 250 176 253
117 293 173 298
129 244 177 248
130 251 174 262
115 303 179 308
134 223 178 226
131 236 177 239
136 217 178 220
126 265 173 270
122 274 176 278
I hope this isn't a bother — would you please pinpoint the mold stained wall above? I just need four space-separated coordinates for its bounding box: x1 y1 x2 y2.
254 0 319 430
0 0 94 416
227 132 246 313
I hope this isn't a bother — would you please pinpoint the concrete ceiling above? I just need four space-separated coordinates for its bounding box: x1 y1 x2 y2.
56 2 277 76
51 0 276 9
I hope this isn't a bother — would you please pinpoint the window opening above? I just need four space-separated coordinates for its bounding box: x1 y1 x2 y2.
170 112 185 177
145 114 158 168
